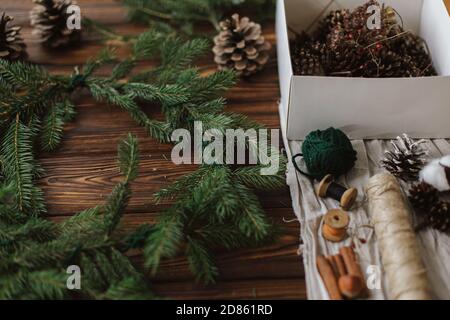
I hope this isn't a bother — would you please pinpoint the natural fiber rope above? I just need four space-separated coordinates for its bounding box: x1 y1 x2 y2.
366 173 431 300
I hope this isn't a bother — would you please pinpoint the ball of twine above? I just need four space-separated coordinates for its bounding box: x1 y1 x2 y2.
301 127 357 180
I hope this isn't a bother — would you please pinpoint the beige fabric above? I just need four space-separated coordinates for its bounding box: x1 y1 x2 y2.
279 104 450 300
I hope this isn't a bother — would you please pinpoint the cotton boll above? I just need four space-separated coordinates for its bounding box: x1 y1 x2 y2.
440 155 450 168
419 156 450 192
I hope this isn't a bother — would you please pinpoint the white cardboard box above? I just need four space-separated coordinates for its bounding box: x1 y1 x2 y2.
276 0 450 139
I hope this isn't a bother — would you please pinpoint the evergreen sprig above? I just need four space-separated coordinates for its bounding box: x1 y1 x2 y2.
121 0 276 35
0 28 286 294
0 134 154 300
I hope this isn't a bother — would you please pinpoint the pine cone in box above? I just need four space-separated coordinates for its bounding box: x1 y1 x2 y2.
383 6 400 33
409 182 439 211
292 34 325 76
30 0 81 48
291 0 437 78
396 34 436 76
314 10 350 41
376 49 405 78
0 13 27 61
213 14 271 77
292 46 323 76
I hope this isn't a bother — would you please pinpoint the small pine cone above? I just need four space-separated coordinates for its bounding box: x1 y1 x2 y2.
293 48 323 76
0 13 27 61
213 14 271 77
314 9 350 41
383 6 399 32
428 202 450 232
377 50 404 78
326 44 362 76
396 33 437 76
292 38 325 76
30 0 81 48
346 0 378 31
327 26 345 51
409 182 439 211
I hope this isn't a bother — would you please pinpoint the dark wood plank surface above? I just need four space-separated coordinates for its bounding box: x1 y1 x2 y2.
1 0 305 299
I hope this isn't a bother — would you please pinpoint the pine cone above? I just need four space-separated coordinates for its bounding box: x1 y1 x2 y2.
0 13 27 61
30 0 81 48
292 35 325 76
376 50 405 78
213 14 271 77
409 182 439 211
314 10 349 41
292 47 323 76
291 0 437 78
380 134 428 181
396 33 436 76
427 202 450 232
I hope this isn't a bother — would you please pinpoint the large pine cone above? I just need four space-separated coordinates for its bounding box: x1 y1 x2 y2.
0 13 27 61
213 14 271 77
30 0 81 48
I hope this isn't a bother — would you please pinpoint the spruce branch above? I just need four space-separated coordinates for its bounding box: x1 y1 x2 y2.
1 114 44 214
0 29 287 291
0 135 155 299
186 237 218 284
41 99 75 151
118 133 139 183
144 207 185 274
121 0 276 35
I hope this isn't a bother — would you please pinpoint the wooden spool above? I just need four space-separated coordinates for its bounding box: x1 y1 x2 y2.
316 174 358 211
322 209 350 242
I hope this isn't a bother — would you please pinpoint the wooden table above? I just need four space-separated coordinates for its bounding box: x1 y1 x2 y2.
2 0 305 299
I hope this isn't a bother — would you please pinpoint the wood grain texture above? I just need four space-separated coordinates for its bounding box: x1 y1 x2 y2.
1 0 304 299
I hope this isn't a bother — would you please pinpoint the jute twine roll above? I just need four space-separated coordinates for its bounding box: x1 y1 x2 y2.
366 173 431 300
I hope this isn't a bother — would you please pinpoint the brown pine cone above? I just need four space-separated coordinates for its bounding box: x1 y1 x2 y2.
213 14 271 77
0 13 27 61
396 33 436 76
383 6 399 32
409 182 439 211
427 202 450 232
292 36 325 76
291 0 437 78
292 47 323 76
314 9 350 41
30 0 81 48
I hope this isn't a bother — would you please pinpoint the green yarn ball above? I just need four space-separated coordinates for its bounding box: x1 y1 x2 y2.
301 127 357 180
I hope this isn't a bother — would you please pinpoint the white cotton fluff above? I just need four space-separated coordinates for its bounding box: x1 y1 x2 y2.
419 155 450 192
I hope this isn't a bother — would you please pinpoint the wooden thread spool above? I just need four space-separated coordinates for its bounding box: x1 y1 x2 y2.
322 209 350 242
317 174 358 211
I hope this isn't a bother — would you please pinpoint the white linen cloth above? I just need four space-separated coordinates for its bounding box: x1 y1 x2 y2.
279 103 450 300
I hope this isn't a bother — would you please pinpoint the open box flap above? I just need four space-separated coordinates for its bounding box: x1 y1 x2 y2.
422 0 450 75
